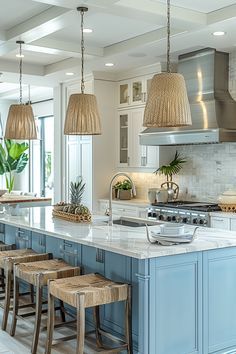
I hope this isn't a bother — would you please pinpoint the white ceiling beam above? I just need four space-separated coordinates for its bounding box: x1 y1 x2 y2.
207 4 236 25
32 0 120 9
0 59 44 76
6 6 72 43
0 88 20 99
29 38 104 57
111 0 206 28
104 27 186 57
44 57 79 75
34 0 206 29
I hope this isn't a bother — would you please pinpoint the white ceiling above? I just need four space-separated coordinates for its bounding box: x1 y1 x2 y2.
0 0 236 99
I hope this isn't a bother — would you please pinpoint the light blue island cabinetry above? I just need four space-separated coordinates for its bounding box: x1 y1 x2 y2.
0 216 236 354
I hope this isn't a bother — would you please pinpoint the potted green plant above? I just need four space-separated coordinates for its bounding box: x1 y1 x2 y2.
0 139 29 193
154 150 187 201
113 179 133 200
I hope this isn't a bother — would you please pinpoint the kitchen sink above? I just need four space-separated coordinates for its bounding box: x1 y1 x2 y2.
111 217 160 228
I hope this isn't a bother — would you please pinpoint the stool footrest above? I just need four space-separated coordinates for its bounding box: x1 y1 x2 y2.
52 334 77 345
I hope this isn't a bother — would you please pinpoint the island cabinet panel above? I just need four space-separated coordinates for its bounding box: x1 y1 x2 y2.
46 236 82 267
203 247 236 354
5 225 32 248
103 251 132 335
149 252 203 354
31 232 46 253
0 223 4 242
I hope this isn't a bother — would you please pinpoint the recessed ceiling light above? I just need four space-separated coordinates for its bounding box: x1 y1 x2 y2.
83 28 93 33
16 54 24 58
66 72 75 76
212 31 226 36
105 63 114 67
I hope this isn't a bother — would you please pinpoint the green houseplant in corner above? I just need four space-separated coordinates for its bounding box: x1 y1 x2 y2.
0 139 29 193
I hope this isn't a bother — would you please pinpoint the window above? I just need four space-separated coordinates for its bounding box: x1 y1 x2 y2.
30 115 54 198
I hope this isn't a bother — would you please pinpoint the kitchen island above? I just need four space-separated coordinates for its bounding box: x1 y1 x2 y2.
0 207 236 354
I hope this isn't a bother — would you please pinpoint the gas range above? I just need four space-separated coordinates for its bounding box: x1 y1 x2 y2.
147 201 221 227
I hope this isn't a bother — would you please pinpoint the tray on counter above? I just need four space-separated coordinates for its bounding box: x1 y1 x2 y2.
52 209 91 223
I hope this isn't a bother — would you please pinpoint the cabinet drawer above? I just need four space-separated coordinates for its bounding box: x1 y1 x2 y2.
15 228 32 248
210 217 230 230
112 205 138 217
230 219 236 231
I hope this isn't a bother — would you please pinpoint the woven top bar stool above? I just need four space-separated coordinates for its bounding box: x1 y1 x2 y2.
0 242 16 251
45 273 132 354
0 249 51 331
0 243 16 298
11 258 81 354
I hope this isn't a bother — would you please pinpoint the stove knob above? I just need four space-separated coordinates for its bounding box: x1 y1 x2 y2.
147 212 152 217
193 218 198 224
159 215 164 221
172 216 177 222
152 212 157 218
199 219 204 225
167 216 172 222
182 217 188 223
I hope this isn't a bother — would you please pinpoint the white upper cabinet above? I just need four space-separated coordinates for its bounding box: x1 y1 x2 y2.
118 75 153 108
117 107 173 170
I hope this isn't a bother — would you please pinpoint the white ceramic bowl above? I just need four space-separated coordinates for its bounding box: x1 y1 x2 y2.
160 223 185 235
218 190 236 204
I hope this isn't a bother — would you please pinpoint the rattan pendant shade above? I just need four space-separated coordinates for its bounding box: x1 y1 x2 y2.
5 104 37 139
5 41 37 140
143 0 192 128
143 72 191 127
64 7 101 136
64 93 101 135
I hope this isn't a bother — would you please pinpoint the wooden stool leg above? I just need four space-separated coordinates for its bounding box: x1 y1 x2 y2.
94 306 103 348
30 284 34 304
31 275 43 354
125 285 133 354
45 286 55 354
10 273 20 336
59 300 66 322
0 268 5 291
76 294 85 354
2 268 12 331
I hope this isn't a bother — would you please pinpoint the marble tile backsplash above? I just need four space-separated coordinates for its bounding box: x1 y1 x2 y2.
130 143 236 203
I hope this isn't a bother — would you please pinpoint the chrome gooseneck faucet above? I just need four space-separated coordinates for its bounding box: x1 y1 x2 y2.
108 173 136 226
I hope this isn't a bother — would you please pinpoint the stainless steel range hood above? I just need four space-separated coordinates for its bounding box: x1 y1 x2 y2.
140 48 236 145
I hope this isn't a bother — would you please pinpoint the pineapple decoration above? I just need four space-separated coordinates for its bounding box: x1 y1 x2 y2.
56 178 91 222
70 180 85 208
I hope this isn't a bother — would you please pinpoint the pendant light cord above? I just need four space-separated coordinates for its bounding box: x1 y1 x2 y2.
19 42 23 104
167 0 171 73
80 9 85 94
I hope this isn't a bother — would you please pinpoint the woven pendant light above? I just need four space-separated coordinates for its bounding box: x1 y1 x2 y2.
143 0 191 128
5 41 37 140
64 7 101 135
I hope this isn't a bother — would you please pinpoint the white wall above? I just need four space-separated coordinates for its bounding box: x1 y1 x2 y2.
92 78 116 211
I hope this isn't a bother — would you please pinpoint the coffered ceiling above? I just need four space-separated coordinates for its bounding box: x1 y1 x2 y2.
0 0 236 99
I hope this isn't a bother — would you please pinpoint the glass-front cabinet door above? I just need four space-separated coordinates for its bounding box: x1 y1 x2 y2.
131 79 143 104
119 113 129 166
119 83 129 107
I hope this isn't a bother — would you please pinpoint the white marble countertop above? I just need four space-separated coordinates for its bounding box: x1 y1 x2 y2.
1 206 236 259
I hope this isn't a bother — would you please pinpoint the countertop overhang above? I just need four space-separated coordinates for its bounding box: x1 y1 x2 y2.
0 206 236 259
